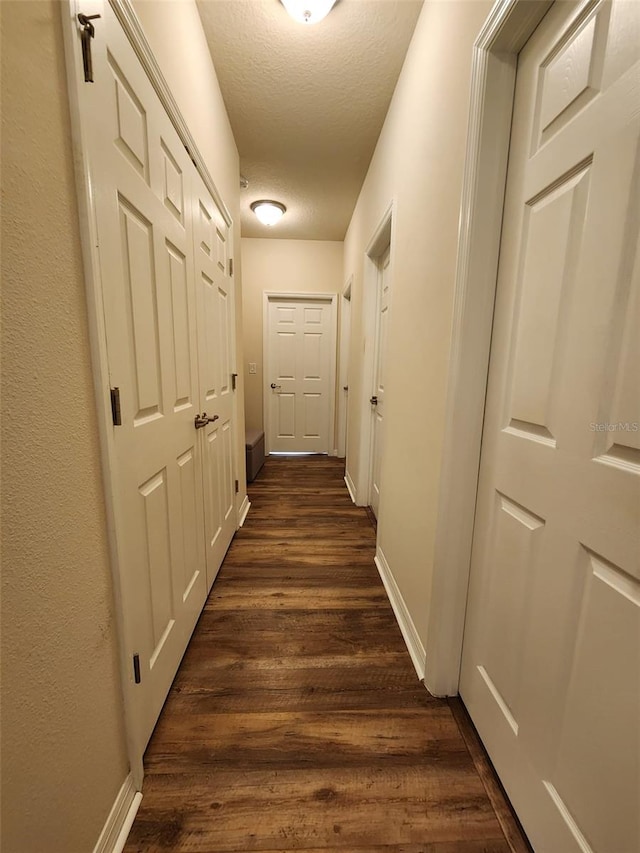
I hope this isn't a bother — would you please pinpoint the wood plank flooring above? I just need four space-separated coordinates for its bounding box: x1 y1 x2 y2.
125 456 530 853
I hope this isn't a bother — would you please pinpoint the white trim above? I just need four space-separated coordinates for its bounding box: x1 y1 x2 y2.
93 773 142 853
344 472 357 504
355 201 396 506
375 548 425 681
238 495 251 527
426 0 553 697
262 292 338 455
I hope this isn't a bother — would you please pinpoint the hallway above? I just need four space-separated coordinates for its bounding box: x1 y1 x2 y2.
125 456 528 852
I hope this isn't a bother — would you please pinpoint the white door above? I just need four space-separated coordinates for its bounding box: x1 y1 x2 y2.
369 247 391 517
76 1 236 754
192 170 237 588
337 287 352 459
266 296 336 453
460 2 640 851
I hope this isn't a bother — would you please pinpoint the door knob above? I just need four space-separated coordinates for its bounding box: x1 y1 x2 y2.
270 383 281 389
195 412 219 429
370 395 378 405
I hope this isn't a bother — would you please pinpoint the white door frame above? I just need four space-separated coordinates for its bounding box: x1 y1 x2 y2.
262 292 338 455
61 0 237 785
425 0 555 696
337 278 352 459
355 202 395 506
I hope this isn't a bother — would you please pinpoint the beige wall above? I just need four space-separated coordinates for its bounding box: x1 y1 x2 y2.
344 0 492 648
133 0 248 496
241 238 344 433
1 2 129 850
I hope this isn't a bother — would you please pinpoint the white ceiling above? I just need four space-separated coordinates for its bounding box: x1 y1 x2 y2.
196 0 424 240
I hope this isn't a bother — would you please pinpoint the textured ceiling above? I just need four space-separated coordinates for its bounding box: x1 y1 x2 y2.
196 0 424 240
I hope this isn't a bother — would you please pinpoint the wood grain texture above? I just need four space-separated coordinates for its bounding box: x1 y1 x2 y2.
125 456 529 852
447 698 533 853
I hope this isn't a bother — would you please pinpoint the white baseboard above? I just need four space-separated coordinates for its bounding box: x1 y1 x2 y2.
344 471 357 504
374 547 426 681
238 495 251 527
93 773 142 853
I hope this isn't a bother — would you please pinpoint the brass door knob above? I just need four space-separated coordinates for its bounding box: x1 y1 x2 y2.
195 413 219 429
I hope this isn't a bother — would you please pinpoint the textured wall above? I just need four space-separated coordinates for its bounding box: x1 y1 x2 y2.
132 0 248 497
344 0 493 648
1 2 128 850
241 238 344 433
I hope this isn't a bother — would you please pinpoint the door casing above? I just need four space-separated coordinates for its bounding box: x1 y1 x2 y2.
427 0 556 696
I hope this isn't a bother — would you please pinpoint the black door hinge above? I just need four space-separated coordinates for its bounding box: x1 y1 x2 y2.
235 479 239 494
133 653 141 684
231 372 238 391
229 258 234 277
78 13 101 83
110 387 122 426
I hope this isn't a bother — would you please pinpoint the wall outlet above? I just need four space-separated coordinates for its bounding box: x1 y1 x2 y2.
249 362 257 374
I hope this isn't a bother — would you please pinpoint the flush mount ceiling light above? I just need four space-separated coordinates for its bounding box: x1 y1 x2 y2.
280 0 337 25
251 200 287 226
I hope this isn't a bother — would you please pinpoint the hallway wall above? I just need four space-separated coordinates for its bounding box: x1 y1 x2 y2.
1 2 128 850
241 238 343 435
344 0 493 657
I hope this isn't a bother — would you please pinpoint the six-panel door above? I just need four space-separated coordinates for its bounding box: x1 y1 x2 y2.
193 170 237 588
266 297 335 453
82 1 237 753
460 2 640 850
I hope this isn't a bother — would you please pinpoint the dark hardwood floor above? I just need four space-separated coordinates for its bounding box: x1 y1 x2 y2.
125 455 530 853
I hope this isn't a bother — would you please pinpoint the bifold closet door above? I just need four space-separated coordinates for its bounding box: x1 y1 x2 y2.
77 0 235 752
192 170 237 589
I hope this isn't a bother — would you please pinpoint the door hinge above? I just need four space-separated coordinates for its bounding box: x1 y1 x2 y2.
133 653 141 684
235 479 239 494
229 257 233 276
110 387 122 426
231 372 238 391
77 13 101 83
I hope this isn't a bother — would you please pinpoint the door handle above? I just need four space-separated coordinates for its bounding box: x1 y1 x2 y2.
195 412 219 429
270 383 281 390
370 395 378 406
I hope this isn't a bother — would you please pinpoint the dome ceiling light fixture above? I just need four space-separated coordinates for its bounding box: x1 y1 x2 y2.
250 200 287 226
280 0 338 25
